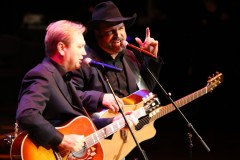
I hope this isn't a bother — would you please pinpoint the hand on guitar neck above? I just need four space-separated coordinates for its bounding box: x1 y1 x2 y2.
101 93 125 113
100 89 154 113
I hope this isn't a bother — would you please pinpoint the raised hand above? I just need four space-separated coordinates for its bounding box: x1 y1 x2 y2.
135 27 159 57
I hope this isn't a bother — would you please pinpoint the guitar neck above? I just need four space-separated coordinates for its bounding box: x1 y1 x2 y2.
153 86 208 120
85 107 146 148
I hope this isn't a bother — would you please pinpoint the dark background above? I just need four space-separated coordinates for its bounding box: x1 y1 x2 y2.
0 0 239 159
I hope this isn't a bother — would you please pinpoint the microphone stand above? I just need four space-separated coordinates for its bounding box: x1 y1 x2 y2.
138 53 210 159
100 68 149 160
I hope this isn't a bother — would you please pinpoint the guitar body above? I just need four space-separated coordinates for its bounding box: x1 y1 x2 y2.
10 116 104 160
100 89 157 160
101 118 155 160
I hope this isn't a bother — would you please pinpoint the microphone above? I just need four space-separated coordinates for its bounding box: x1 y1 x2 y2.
84 58 122 72
121 40 157 59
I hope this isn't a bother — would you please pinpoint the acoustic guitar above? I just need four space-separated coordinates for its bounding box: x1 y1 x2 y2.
99 72 223 160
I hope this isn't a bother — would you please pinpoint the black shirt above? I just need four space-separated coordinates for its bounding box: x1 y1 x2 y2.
102 51 129 98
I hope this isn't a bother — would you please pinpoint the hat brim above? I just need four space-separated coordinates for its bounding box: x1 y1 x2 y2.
85 13 137 30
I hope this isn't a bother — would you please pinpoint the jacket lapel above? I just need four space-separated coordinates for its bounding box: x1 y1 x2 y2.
43 58 72 104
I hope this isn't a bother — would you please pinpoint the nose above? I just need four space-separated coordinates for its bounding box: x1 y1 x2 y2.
82 48 87 56
115 30 121 37
83 49 87 55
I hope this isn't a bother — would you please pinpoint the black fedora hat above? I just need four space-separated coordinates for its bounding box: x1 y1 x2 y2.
85 1 137 29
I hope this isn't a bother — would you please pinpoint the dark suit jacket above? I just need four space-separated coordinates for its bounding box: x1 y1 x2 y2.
72 45 163 112
16 57 112 148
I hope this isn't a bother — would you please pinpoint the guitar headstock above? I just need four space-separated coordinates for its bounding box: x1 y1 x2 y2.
206 71 223 93
134 95 161 120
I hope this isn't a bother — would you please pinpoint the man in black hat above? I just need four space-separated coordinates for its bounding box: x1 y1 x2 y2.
72 1 163 159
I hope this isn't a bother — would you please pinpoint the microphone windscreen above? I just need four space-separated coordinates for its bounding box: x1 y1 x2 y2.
120 40 128 48
83 57 92 65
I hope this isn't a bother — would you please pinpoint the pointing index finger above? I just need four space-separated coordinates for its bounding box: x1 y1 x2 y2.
146 27 150 38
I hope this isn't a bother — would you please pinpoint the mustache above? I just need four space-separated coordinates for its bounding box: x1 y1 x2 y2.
111 37 124 42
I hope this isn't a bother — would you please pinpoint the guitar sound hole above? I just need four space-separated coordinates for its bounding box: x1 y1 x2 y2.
72 143 87 158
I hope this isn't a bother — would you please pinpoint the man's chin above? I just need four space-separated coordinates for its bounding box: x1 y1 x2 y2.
113 47 123 53
75 64 81 70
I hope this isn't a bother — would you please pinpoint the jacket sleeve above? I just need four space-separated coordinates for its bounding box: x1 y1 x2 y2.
72 68 104 112
16 70 64 148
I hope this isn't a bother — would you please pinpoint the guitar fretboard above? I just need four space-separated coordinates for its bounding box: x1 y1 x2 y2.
85 106 146 148
155 87 207 120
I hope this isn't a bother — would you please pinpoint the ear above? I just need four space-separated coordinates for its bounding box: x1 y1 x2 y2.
57 42 66 56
